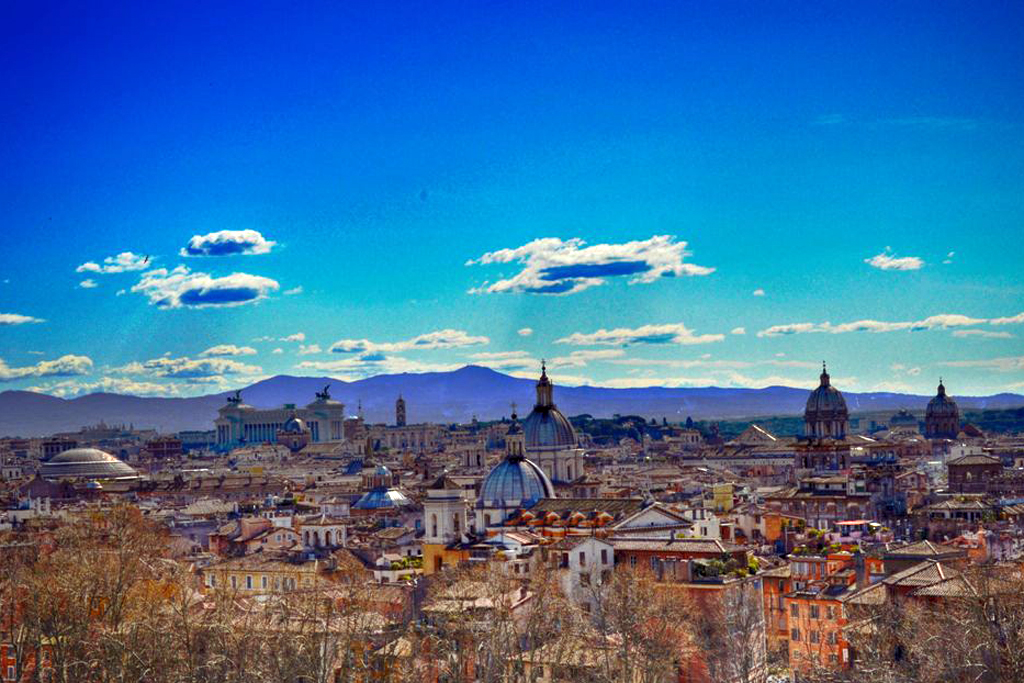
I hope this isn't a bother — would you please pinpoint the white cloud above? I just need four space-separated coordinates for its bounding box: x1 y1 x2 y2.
600 371 829 390
606 357 817 370
281 332 306 342
752 288 765 297
76 251 150 274
298 344 323 355
548 349 625 368
468 351 536 371
0 354 94 381
952 329 1013 339
116 355 262 379
864 248 924 271
283 286 303 296
943 251 955 264
78 279 98 289
181 229 276 257
198 344 258 357
517 327 534 337
469 351 532 361
990 312 1024 325
330 329 489 354
29 377 185 398
272 348 284 354
556 323 724 347
466 235 714 295
730 327 746 335
132 265 279 308
0 313 44 325
757 313 993 337
505 370 592 386
941 356 1024 372
297 354 462 379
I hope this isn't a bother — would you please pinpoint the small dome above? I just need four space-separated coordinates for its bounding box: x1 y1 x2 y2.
479 456 554 509
352 487 411 510
41 448 139 481
282 415 306 433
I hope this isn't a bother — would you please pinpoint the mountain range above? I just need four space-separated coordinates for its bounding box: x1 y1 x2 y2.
2 365 1022 437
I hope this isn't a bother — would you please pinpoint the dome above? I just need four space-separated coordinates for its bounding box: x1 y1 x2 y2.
282 415 306 433
804 363 849 439
926 381 959 418
925 380 960 439
522 364 578 450
40 448 139 481
352 487 412 510
479 455 554 509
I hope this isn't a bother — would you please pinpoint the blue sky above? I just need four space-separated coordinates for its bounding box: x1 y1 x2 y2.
1 1 1023 399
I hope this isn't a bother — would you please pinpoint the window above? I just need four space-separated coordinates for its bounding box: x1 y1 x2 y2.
8 666 16 681
261 576 268 589
579 551 586 567
828 631 837 645
827 606 835 620
601 548 608 564
791 628 800 642
580 573 590 586
246 575 253 590
230 576 237 589
790 603 799 617
810 631 820 644
810 605 820 619
829 654 838 664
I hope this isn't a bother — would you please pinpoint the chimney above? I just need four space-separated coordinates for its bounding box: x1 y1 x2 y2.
854 552 868 590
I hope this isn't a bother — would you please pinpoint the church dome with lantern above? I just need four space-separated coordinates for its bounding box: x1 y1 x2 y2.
804 362 849 439
925 379 960 439
521 363 578 451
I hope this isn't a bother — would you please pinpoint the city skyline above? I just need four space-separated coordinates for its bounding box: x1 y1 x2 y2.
2 2 1024 398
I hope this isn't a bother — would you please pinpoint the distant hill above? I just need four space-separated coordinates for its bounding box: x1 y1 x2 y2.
1 365 1022 437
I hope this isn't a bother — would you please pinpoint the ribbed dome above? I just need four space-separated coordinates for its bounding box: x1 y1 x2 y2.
926 381 959 418
522 363 577 450
804 363 849 439
925 380 960 438
40 448 139 481
282 416 306 433
805 372 848 417
479 456 554 509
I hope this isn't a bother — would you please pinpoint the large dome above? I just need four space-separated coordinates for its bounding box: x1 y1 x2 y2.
522 364 578 450
925 380 960 438
479 456 554 509
926 381 959 418
804 363 849 439
40 448 139 481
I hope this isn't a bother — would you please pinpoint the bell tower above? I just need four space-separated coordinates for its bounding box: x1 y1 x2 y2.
395 395 407 427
